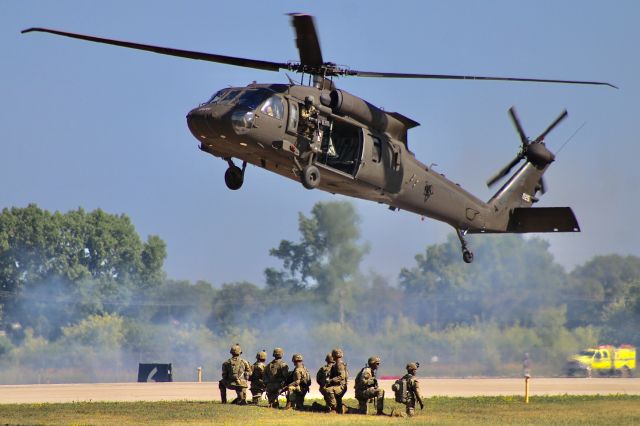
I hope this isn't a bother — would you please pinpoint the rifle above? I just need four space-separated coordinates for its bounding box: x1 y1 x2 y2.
279 385 291 396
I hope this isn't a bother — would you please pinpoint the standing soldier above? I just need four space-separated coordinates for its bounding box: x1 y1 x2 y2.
283 353 311 410
264 347 289 408
392 362 424 417
324 347 348 414
355 356 385 415
219 343 252 405
249 350 267 404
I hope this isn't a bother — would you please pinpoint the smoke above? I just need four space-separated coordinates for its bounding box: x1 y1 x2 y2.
1 231 636 385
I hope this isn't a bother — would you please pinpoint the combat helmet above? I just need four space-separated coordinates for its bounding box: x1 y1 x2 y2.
273 347 284 359
230 343 242 356
368 356 381 367
325 353 334 363
406 362 420 372
331 348 344 359
257 350 267 361
292 353 304 363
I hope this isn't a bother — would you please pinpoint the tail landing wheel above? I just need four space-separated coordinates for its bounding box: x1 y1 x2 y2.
224 159 246 190
456 228 474 264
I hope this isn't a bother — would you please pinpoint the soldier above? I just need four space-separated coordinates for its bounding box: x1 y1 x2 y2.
355 356 385 415
324 347 348 414
219 343 252 405
393 362 424 417
282 353 311 410
249 350 267 404
316 353 334 396
264 347 289 408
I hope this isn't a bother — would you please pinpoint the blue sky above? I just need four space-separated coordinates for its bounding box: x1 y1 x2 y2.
2 1 638 285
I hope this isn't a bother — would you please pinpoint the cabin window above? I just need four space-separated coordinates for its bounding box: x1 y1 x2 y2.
287 101 299 132
260 95 284 119
371 136 382 163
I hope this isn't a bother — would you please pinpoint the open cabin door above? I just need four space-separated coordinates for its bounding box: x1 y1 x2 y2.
318 119 363 176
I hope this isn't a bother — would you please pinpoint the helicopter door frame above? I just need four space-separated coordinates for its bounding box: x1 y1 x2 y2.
354 131 386 189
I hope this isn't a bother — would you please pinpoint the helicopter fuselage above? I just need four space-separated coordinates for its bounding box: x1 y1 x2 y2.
187 82 496 233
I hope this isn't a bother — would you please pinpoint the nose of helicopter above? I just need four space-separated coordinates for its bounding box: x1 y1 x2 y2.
186 105 215 141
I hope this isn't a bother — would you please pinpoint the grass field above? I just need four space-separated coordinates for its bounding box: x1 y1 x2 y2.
0 395 639 425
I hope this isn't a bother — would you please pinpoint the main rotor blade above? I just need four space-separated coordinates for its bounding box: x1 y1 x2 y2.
535 109 568 142
289 13 323 67
509 107 529 148
345 69 618 88
22 27 288 72
486 155 524 188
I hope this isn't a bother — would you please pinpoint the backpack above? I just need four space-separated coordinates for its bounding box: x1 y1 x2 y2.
392 375 410 403
354 367 368 392
230 358 246 381
316 365 329 387
223 358 246 383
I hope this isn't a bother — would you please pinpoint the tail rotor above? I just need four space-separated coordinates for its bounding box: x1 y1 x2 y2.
486 107 568 192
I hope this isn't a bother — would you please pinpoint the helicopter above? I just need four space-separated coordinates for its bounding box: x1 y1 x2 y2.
22 14 616 263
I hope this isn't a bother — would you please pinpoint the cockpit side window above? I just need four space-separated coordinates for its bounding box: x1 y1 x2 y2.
260 95 284 119
207 88 242 104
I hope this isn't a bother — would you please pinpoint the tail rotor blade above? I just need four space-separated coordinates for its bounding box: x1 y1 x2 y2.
486 155 524 188
536 109 568 142
509 107 529 148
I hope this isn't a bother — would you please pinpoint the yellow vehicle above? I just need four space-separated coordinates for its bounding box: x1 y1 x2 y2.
566 345 636 377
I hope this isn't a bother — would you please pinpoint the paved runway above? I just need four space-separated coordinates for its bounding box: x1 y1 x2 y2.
1 378 639 404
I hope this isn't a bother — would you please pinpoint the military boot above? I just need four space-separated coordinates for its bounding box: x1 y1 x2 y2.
376 396 385 415
219 383 227 404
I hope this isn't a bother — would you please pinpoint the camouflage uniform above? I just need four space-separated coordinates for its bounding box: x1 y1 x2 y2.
249 351 267 404
324 348 348 413
355 356 385 415
219 343 252 405
264 347 289 408
398 362 423 417
284 354 311 410
316 353 334 397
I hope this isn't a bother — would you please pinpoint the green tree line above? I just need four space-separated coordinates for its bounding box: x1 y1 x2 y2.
0 203 638 383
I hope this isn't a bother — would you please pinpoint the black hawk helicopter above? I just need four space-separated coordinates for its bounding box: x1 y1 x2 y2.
22 14 615 263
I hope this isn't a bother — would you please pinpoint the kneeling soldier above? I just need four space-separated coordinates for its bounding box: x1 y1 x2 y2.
355 356 385 415
392 362 424 417
324 348 348 413
264 347 289 408
219 343 252 405
249 350 267 404
283 353 311 410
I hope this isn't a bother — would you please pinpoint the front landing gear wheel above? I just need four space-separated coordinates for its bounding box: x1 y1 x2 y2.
301 164 321 189
463 249 474 264
224 166 244 190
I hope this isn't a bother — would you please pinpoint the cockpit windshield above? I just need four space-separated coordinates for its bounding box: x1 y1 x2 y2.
206 88 272 110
